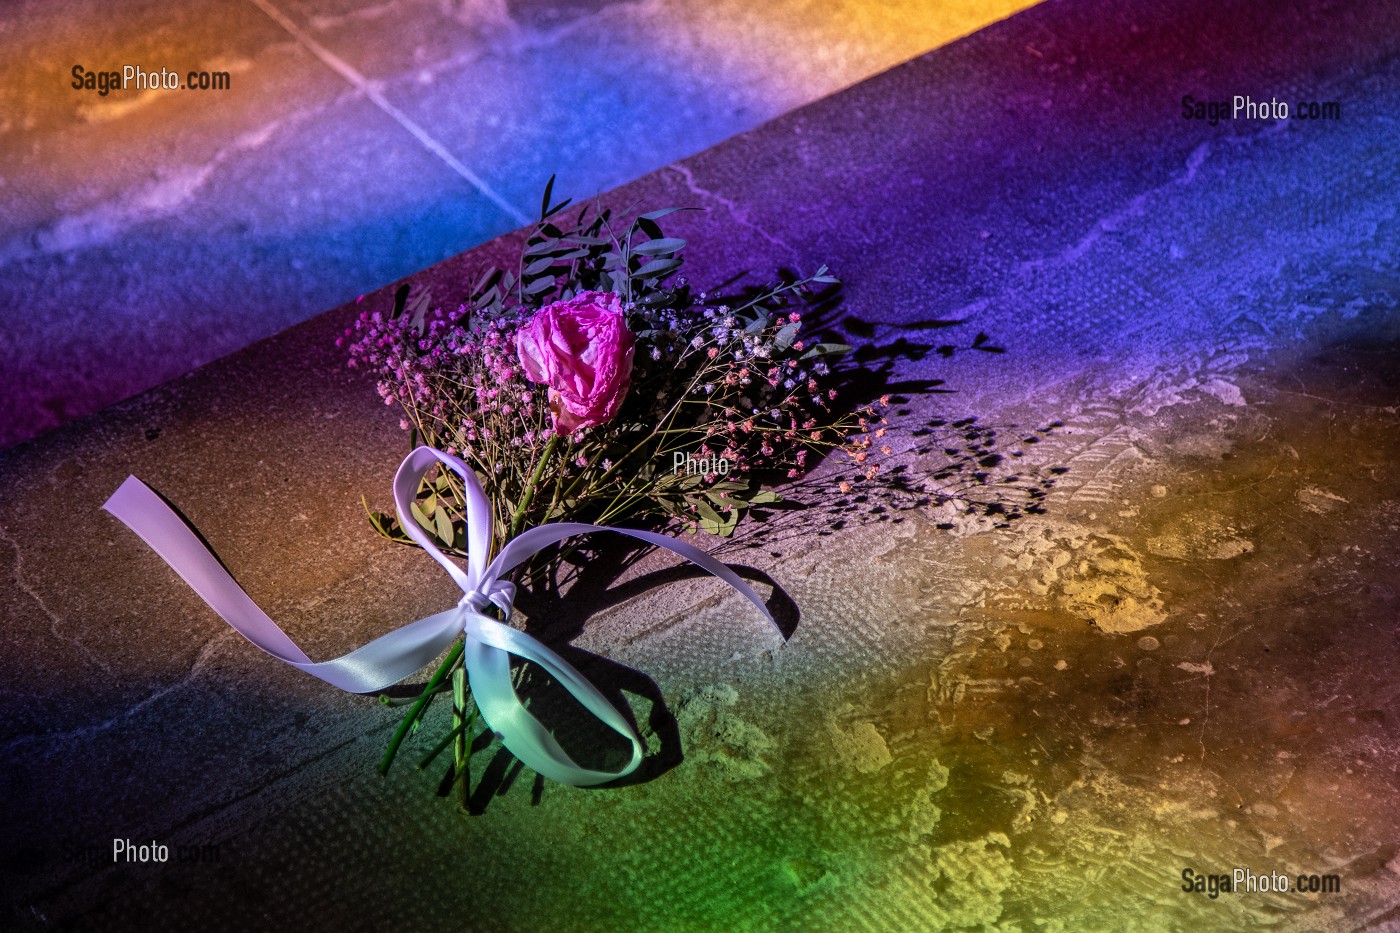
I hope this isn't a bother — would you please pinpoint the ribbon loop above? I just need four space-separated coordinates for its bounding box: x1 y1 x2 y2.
103 447 779 787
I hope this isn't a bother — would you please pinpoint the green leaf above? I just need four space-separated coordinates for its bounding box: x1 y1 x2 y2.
524 256 556 275
639 207 688 220
523 238 561 258
398 285 432 334
523 276 555 296
774 322 800 350
693 497 723 526
748 491 782 504
364 499 391 538
433 506 453 544
801 342 853 358
410 501 433 534
473 267 502 294
699 504 739 537
633 258 682 279
633 237 686 256
539 175 556 220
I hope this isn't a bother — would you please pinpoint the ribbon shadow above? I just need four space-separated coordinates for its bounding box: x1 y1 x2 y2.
457 539 797 809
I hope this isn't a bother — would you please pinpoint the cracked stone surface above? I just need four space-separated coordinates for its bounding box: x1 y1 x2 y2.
0 0 1036 448
3 0 1400 929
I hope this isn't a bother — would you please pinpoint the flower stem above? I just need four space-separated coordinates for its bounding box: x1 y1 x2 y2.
378 640 463 776
452 662 470 805
417 710 473 771
509 433 560 540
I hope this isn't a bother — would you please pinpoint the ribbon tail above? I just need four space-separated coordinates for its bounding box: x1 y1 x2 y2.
103 476 462 694
463 613 644 787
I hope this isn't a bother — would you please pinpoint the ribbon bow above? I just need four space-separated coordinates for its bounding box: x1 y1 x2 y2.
103 446 778 786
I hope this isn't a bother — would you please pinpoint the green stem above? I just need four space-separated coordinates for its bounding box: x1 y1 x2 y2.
509 433 560 540
417 714 473 771
453 663 470 804
377 683 451 707
378 641 464 776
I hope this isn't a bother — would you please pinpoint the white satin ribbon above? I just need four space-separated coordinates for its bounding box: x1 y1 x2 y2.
103 446 777 787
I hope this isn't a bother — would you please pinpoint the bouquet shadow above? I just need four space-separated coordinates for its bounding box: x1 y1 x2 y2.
451 540 798 812
708 284 1068 552
434 287 1067 811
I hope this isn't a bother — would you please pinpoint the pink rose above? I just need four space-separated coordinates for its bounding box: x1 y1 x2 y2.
515 291 635 436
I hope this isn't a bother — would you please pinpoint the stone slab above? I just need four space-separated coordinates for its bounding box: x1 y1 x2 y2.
0 0 1036 447
2 0 1399 928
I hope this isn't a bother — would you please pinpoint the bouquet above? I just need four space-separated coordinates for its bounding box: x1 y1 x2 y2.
103 179 1054 801
338 180 884 792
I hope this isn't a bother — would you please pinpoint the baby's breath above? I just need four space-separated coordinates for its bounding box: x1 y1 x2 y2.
344 191 871 544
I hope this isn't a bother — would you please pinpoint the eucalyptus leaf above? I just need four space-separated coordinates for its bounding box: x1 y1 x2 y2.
693 498 723 526
633 258 682 278
774 322 800 350
539 174 556 220
523 238 561 258
633 237 685 256
801 342 853 358
639 207 686 220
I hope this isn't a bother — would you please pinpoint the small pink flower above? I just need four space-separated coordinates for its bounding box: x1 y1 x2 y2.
515 291 635 435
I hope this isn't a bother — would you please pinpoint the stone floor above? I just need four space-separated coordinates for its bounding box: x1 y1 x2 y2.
0 0 1035 448
3 0 1400 929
